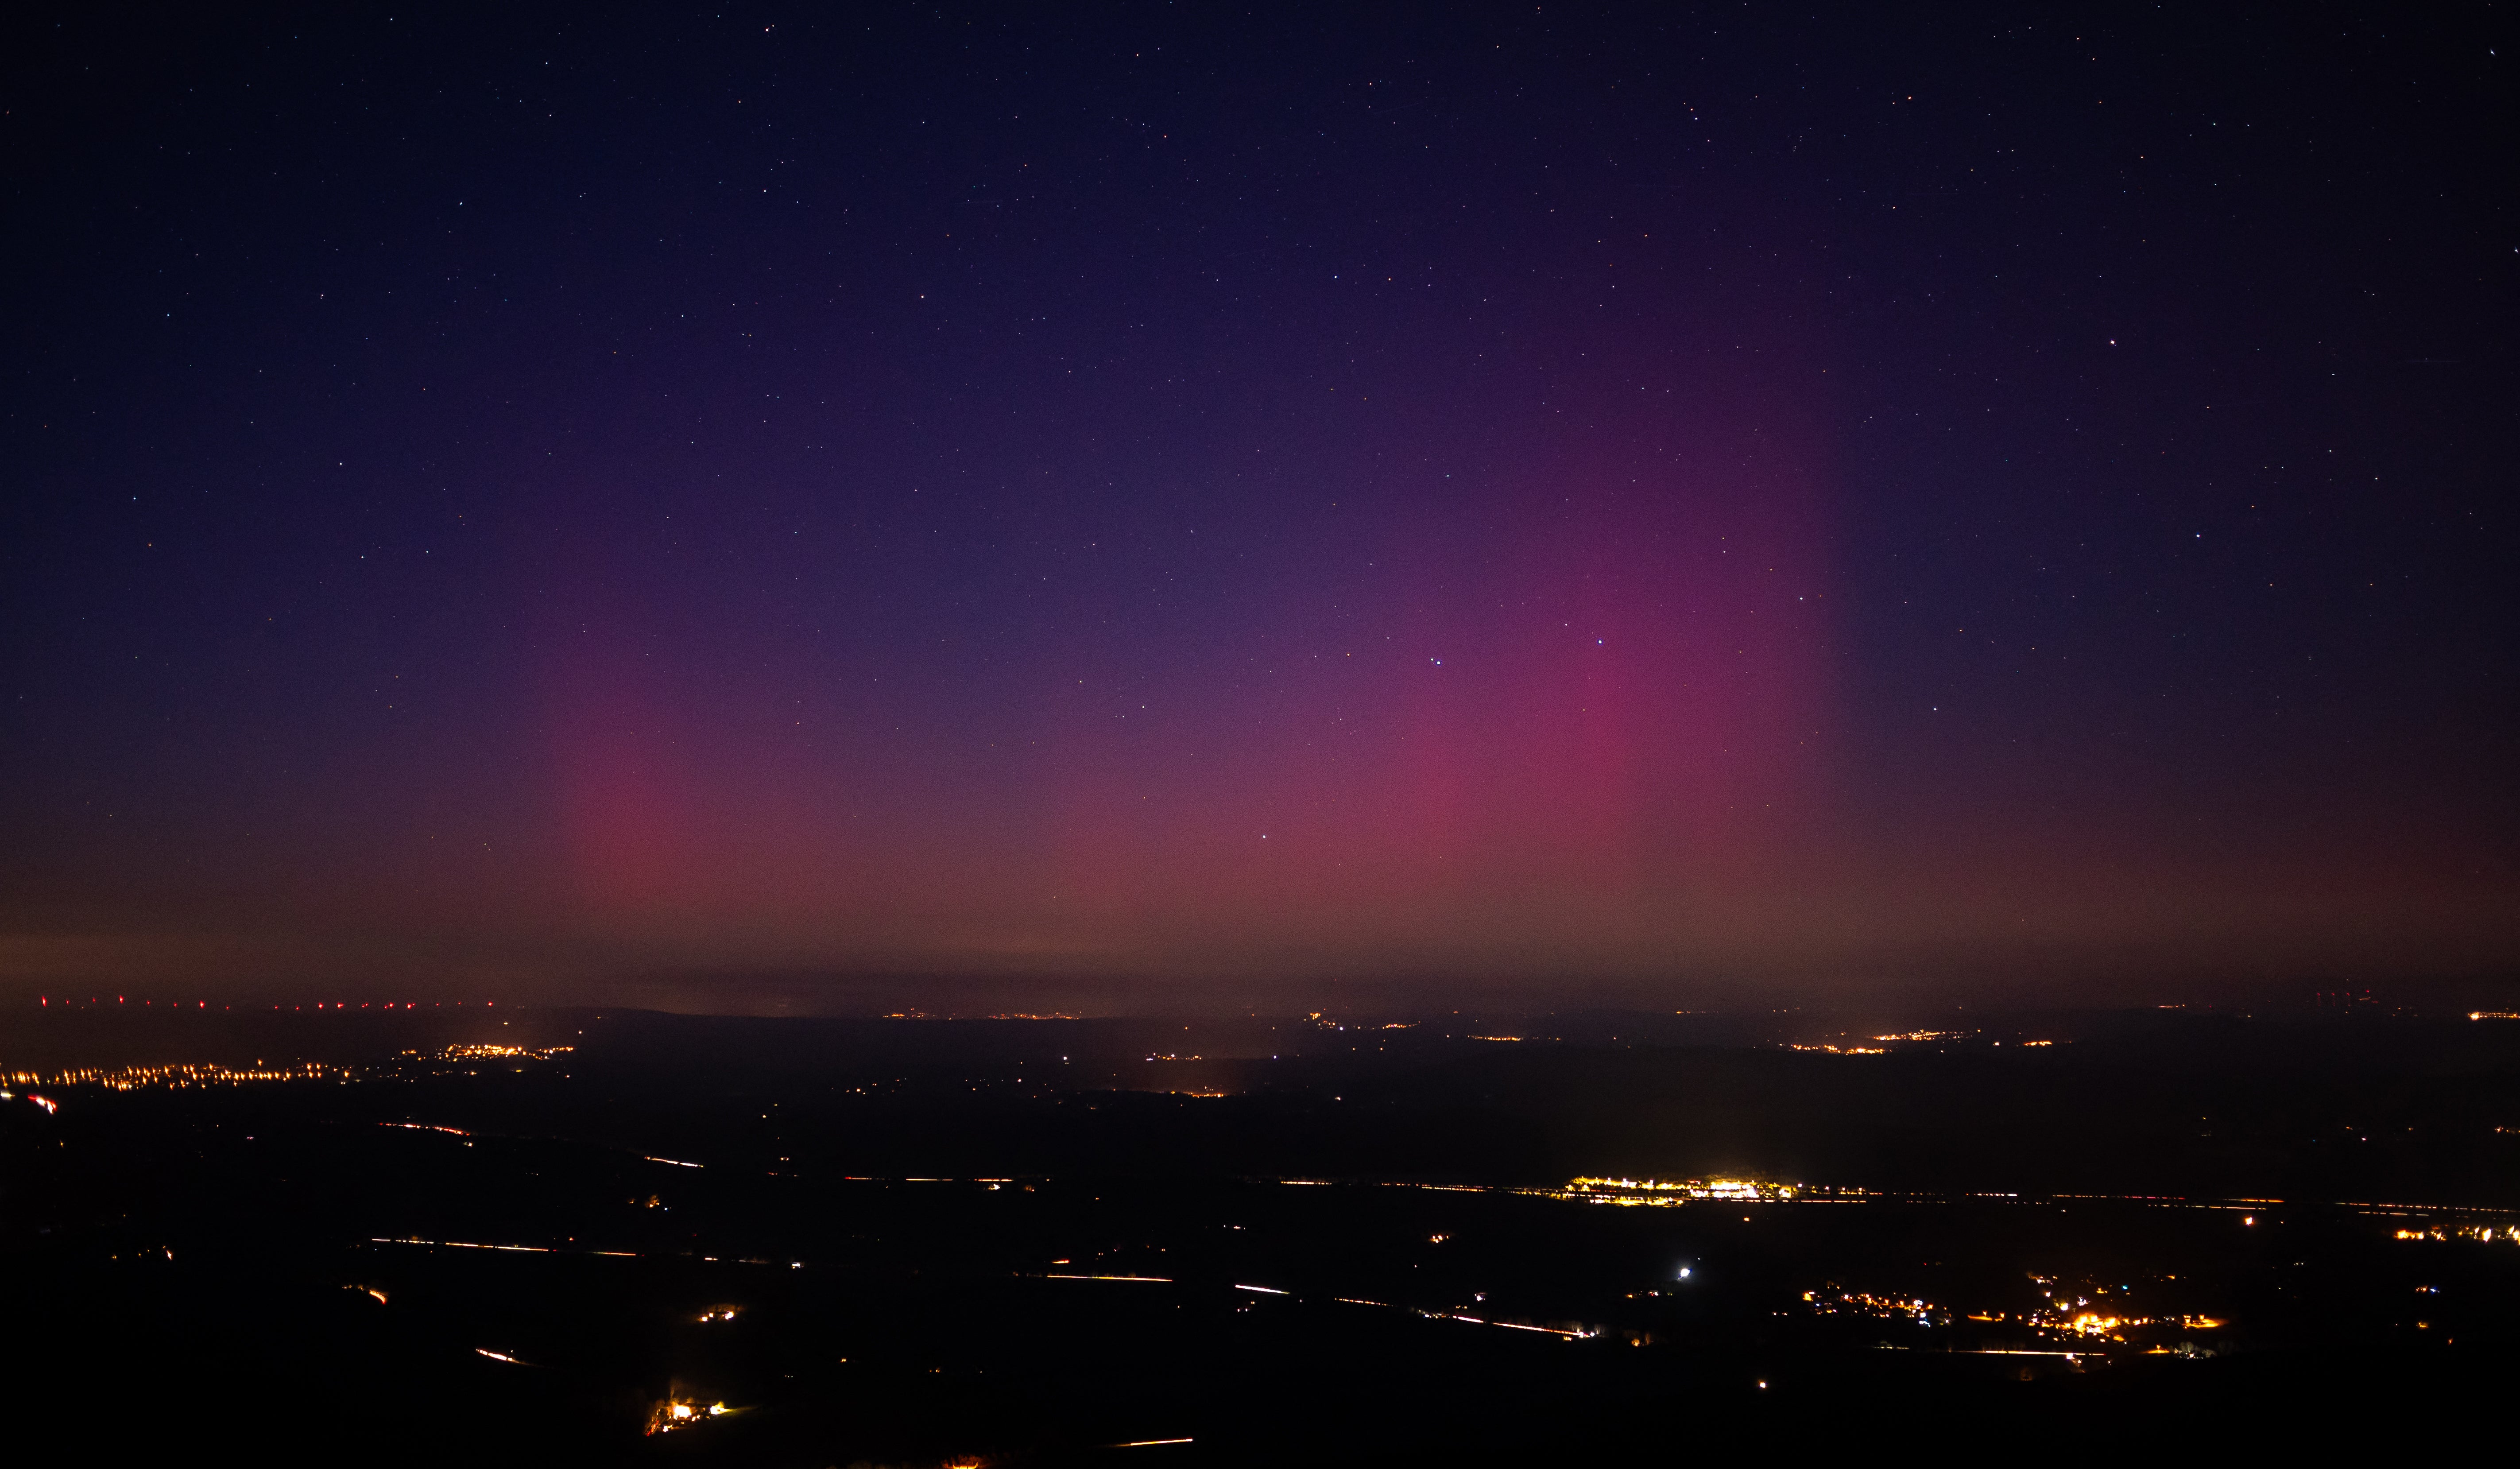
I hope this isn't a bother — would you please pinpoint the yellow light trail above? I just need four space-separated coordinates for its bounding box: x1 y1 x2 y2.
372 1237 643 1258
1322 1293 1594 1337
381 1238 551 1253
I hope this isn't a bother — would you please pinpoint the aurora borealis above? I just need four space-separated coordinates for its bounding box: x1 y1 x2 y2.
4 7 2512 1008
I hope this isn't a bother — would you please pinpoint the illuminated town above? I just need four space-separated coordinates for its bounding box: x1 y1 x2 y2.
1802 1281 2230 1347
0 1043 573 1095
2 1059 348 1091
1556 1176 1807 1205
428 1043 574 1062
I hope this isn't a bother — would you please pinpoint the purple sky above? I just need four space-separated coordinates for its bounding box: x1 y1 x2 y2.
4 7 2513 1008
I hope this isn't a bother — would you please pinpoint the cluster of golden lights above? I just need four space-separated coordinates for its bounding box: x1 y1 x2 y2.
4 1060 343 1091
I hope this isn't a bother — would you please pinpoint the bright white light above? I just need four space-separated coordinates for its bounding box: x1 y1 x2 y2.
1677 1267 1692 1279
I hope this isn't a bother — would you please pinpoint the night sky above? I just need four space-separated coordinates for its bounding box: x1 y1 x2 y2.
4 6 2513 1008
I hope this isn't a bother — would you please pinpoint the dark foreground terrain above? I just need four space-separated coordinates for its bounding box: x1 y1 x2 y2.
5 1003 2519 1462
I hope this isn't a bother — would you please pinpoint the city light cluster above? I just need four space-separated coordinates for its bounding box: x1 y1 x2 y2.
2394 1224 2520 1244
1808 1283 2228 1344
1804 1289 1951 1325
427 1044 574 1062
1561 1177 1801 1205
3 1060 345 1091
